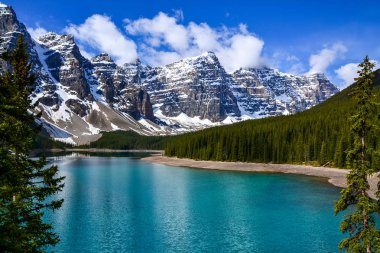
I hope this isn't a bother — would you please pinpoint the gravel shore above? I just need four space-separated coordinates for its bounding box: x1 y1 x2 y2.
142 156 378 199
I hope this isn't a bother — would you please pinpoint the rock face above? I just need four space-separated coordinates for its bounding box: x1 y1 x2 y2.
0 3 340 143
90 53 126 102
38 33 92 100
120 87 154 121
0 5 35 59
232 68 339 117
133 52 240 122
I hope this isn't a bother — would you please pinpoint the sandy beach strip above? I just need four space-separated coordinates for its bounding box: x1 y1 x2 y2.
142 156 378 199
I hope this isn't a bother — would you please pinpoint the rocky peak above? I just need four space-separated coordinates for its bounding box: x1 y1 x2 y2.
90 53 121 102
36 32 92 101
306 72 332 85
304 72 339 102
139 52 240 122
168 51 222 71
162 51 226 85
38 32 75 47
37 32 85 64
231 66 339 117
198 51 219 62
128 58 142 66
188 51 219 63
123 58 145 86
0 3 40 77
0 4 18 34
91 53 115 64
0 3 33 50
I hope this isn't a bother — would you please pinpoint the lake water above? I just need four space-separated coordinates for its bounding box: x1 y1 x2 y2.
45 154 344 252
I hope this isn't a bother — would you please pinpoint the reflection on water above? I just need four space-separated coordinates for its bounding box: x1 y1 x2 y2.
45 156 344 253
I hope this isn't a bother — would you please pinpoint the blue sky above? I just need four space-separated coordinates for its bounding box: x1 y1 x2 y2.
5 0 380 88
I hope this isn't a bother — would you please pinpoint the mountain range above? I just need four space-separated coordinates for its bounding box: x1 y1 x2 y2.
0 4 339 144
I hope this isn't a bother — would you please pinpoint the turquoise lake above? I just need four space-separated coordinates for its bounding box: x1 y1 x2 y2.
45 154 344 252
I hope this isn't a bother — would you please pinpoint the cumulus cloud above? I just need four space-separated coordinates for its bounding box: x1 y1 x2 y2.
334 63 359 88
125 12 264 72
307 43 347 74
126 12 189 51
65 15 137 64
262 51 306 75
217 34 264 71
188 22 219 51
28 27 48 40
77 44 95 60
335 60 378 89
139 45 182 66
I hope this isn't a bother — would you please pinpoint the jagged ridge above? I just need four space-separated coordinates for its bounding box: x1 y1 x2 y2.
0 3 339 144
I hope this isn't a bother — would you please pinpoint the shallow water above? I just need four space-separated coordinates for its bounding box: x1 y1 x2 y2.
45 155 344 252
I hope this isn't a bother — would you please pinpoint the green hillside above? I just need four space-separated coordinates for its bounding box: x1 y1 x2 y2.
32 132 72 150
164 69 380 168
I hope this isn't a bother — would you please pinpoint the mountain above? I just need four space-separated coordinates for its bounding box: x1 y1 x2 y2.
232 68 337 117
0 4 339 144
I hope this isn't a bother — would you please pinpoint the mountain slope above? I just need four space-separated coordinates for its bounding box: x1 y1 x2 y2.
165 69 380 168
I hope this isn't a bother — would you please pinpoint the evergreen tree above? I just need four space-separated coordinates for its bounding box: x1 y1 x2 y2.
334 137 345 168
334 56 380 252
319 141 328 165
0 36 64 252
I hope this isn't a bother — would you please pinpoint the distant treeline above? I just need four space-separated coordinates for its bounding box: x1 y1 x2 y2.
164 70 380 168
32 133 72 150
79 130 170 150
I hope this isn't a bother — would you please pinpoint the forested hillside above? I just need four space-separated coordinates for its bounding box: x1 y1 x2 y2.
164 69 380 168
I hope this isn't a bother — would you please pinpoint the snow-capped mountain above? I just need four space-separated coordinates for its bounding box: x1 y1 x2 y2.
232 68 338 117
0 4 339 144
122 51 338 125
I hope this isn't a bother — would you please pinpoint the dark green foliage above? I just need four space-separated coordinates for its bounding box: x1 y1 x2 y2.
334 56 380 252
32 133 72 150
165 69 380 169
80 130 170 150
0 36 64 252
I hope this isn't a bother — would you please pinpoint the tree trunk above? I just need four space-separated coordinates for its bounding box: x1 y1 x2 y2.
361 133 371 253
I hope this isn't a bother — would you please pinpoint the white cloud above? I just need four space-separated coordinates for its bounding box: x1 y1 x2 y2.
288 63 305 75
334 63 359 88
307 43 347 74
188 22 219 51
261 51 306 75
64 14 137 64
126 12 189 51
125 12 264 72
217 34 264 72
335 60 378 89
77 44 94 60
28 27 48 40
140 47 182 67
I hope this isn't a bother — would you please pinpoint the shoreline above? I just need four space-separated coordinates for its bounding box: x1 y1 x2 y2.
142 156 378 199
